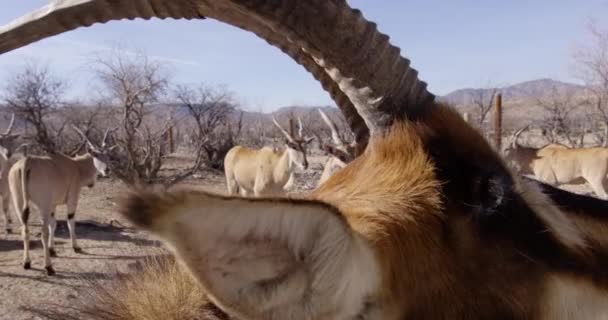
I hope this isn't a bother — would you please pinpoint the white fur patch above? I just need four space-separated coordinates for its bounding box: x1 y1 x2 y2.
282 173 295 191
287 147 306 170
541 274 608 320
93 157 107 176
156 197 381 319
318 157 347 186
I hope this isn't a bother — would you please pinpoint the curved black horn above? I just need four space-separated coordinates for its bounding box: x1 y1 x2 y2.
0 0 433 141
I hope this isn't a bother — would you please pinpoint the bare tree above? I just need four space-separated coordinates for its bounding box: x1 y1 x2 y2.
573 20 608 146
471 86 499 135
3 63 65 153
536 86 587 147
54 103 114 155
90 50 185 187
241 109 271 149
174 84 241 170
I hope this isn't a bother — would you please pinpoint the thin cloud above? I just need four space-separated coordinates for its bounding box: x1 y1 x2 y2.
54 38 204 67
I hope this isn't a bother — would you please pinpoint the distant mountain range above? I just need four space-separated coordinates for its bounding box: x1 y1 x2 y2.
258 78 589 133
438 78 586 106
267 78 586 117
1 78 582 134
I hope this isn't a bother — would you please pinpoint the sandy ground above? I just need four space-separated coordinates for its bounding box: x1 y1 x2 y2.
0 152 597 319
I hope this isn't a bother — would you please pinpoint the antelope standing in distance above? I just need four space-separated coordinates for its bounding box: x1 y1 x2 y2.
316 108 356 186
503 125 567 170
5 0 608 319
8 126 114 275
0 113 20 234
224 115 313 196
504 126 608 199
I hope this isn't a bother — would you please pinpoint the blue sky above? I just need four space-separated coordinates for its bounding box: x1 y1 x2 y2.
0 1 607 112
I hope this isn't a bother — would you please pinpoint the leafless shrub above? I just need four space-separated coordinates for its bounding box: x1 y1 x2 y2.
573 19 608 146
89 50 195 187
174 84 241 170
55 103 116 155
535 86 587 147
3 63 66 153
471 85 499 136
239 112 271 148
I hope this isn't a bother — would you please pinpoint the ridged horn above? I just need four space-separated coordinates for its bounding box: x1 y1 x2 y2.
0 0 434 139
256 22 370 154
0 0 372 153
0 0 203 52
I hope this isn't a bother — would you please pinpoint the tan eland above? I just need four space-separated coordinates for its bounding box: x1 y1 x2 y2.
224 116 313 196
8 126 113 275
504 126 608 199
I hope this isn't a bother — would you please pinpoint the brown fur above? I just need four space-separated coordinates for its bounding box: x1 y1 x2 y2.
61 104 608 319
311 105 549 318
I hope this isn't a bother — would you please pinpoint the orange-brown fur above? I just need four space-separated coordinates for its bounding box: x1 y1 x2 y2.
311 105 547 317
313 118 443 302
311 105 608 318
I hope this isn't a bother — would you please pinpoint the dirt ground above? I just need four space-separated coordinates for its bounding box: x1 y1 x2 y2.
0 152 597 320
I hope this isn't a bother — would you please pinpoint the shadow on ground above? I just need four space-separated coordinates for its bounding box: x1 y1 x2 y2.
0 220 160 253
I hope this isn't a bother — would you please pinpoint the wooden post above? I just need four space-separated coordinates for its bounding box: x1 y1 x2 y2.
168 126 174 153
493 93 503 150
289 118 294 137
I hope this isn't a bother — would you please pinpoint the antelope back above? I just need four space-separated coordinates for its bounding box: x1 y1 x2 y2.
224 145 289 192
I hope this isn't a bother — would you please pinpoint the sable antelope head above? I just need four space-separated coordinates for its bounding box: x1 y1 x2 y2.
317 108 357 164
502 125 530 159
71 125 118 178
2 1 607 319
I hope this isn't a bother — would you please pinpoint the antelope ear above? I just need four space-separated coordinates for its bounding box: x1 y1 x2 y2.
120 190 380 320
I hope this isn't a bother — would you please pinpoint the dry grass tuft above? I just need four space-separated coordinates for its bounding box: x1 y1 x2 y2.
27 255 230 320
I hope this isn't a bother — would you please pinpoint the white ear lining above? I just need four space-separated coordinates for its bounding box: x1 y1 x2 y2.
128 192 381 320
